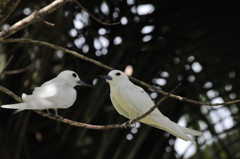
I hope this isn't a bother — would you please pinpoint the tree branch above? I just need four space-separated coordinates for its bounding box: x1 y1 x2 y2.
4 63 33 75
73 0 120 26
1 38 239 106
0 0 120 40
0 0 70 40
0 55 32 76
0 38 113 70
0 55 14 77
0 85 170 130
0 85 23 102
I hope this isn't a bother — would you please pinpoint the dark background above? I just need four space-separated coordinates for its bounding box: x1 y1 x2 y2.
1 1 240 159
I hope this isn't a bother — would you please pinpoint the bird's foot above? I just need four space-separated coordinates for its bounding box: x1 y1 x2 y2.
121 122 128 129
121 119 134 129
54 114 63 118
53 109 63 118
45 109 55 116
46 109 50 114
47 112 55 117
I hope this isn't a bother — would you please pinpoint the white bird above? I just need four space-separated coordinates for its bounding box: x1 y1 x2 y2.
100 70 202 143
1 70 92 117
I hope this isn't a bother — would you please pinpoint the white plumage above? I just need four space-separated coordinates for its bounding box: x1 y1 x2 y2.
102 70 202 143
1 70 92 116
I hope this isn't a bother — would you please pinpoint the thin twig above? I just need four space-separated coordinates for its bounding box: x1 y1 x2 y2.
0 38 239 106
0 85 169 130
0 85 23 102
41 20 55 27
73 0 120 26
4 63 32 75
0 55 14 77
0 38 113 71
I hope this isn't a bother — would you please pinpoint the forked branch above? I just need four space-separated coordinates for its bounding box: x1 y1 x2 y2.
0 0 70 40
0 0 120 40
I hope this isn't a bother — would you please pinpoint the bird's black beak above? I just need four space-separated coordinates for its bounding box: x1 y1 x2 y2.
97 75 112 80
77 80 94 87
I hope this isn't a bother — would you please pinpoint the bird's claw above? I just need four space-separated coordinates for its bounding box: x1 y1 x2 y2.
53 109 63 118
121 119 134 129
55 115 63 118
45 110 62 118
121 122 128 129
45 110 55 116
48 112 55 117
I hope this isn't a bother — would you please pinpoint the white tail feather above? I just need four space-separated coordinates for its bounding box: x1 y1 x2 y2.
1 99 54 110
140 115 202 143
178 125 203 136
1 103 28 109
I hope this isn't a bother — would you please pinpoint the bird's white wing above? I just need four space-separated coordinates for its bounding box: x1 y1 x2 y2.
3 85 76 110
119 84 160 116
28 78 63 100
110 93 130 118
24 78 76 108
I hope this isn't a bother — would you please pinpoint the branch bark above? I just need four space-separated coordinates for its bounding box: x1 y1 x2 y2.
0 0 70 40
1 38 240 106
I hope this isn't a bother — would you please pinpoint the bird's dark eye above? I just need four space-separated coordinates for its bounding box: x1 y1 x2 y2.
115 72 121 76
72 73 77 78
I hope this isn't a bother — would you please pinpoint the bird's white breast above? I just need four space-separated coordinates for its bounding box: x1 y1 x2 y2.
110 85 139 119
56 84 77 108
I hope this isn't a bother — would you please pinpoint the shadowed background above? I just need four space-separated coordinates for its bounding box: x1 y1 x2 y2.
1 0 240 159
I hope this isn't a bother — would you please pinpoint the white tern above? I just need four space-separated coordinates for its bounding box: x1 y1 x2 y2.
1 70 92 117
100 70 202 143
